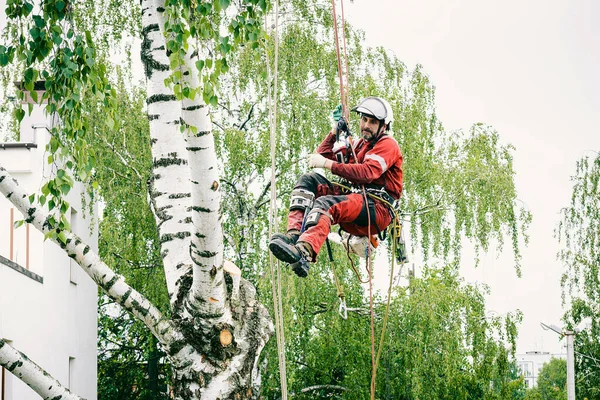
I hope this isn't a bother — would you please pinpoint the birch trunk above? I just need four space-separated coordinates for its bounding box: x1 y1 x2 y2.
141 1 274 396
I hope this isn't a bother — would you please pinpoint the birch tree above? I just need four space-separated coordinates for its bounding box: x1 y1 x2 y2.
0 0 274 399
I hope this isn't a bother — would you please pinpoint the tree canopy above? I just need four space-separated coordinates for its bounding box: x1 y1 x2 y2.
0 0 533 399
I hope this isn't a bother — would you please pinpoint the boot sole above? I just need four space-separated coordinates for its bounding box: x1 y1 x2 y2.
269 239 301 264
291 260 309 278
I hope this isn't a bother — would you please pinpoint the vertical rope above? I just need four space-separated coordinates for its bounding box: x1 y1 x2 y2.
339 0 351 119
265 2 288 398
331 0 349 119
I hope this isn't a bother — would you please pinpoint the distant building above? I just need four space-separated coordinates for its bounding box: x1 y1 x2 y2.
0 85 98 400
516 350 567 388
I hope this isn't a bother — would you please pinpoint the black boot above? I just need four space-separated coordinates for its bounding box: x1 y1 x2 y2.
269 230 299 246
269 237 302 264
269 239 313 278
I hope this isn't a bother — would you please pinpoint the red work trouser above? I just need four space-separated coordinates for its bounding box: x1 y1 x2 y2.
287 172 392 258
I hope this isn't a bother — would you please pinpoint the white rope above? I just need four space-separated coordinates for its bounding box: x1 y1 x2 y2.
265 2 288 398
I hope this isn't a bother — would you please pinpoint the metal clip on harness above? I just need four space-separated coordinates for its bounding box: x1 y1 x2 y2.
338 298 348 320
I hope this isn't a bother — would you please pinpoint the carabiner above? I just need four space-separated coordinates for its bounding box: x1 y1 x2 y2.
338 298 348 320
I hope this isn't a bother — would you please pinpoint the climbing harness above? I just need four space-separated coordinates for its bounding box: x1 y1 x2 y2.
265 3 288 399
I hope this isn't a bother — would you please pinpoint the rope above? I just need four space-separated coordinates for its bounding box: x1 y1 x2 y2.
331 2 378 391
265 3 288 399
331 2 399 397
331 0 351 120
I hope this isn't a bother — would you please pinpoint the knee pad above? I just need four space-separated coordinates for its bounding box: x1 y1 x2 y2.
305 208 333 229
289 188 315 211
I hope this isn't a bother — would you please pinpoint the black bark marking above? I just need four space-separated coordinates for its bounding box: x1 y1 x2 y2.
7 360 23 372
25 207 36 223
168 193 191 199
6 191 12 198
197 250 218 258
195 232 206 239
160 231 191 244
183 105 204 111
148 114 159 121
196 131 211 137
120 288 132 305
141 24 169 79
185 147 208 152
146 94 177 105
153 157 187 168
105 275 119 290
190 206 211 213
172 270 193 316
131 299 149 317
83 246 90 255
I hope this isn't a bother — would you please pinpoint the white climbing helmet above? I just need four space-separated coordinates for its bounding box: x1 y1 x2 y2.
351 97 394 130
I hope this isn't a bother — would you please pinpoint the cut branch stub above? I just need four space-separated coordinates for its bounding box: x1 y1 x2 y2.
220 329 233 347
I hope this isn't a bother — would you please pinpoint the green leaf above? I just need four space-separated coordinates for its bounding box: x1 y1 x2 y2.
15 108 25 122
58 230 67 244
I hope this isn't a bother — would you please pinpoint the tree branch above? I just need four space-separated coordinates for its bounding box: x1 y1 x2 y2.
0 339 83 400
0 166 181 348
236 102 255 131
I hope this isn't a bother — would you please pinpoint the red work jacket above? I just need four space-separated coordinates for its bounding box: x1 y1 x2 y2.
316 130 403 200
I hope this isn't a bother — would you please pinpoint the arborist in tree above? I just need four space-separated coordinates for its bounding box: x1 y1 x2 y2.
269 97 403 277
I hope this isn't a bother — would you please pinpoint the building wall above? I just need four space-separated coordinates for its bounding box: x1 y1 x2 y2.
0 103 98 400
516 351 567 388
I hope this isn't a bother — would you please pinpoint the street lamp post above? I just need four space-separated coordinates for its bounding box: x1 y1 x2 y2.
540 322 575 400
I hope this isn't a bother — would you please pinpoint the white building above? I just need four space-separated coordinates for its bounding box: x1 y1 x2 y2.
0 87 98 400
516 350 567 388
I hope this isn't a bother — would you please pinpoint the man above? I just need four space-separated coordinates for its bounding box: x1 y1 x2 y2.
269 97 403 277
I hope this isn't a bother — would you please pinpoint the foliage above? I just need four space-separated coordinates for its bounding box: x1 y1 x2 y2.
536 358 567 400
558 153 600 400
257 265 525 399
98 298 170 400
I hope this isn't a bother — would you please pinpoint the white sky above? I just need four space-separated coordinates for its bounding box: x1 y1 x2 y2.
345 0 600 354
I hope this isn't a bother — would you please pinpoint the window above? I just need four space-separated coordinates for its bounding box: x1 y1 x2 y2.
7 208 30 270
68 357 75 392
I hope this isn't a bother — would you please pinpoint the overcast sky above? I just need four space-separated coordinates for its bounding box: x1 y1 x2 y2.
344 0 600 354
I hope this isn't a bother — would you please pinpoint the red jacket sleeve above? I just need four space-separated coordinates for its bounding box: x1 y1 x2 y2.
316 130 338 161
330 136 401 185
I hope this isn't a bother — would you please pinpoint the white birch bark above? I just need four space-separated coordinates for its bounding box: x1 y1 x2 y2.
0 339 83 400
142 0 194 309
